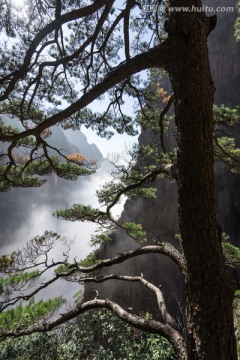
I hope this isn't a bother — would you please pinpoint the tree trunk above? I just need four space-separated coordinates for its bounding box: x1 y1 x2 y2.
167 7 237 360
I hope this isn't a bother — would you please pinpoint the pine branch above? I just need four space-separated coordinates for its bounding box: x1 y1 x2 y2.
81 273 178 329
74 244 186 275
0 298 187 357
0 41 171 143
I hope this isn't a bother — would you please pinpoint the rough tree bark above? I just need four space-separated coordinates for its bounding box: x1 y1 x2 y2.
167 5 237 360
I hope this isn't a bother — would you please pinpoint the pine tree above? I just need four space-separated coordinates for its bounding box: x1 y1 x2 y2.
0 1 240 358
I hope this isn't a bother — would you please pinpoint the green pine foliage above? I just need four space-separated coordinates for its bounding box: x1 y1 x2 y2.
78 251 100 267
235 1 240 40
54 264 75 275
0 168 46 192
0 270 40 299
28 157 94 179
213 105 240 126
212 105 240 173
90 232 112 248
61 108 137 140
96 178 157 206
0 297 63 332
233 291 240 357
0 155 95 191
222 242 240 267
122 222 147 243
0 100 46 126
0 310 176 360
214 137 240 173
54 205 108 224
0 121 19 137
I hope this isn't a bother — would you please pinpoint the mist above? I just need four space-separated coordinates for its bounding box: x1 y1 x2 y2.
0 124 126 300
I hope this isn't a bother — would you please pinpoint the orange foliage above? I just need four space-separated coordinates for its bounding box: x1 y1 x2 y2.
66 153 85 164
156 86 168 98
156 84 171 104
162 95 171 104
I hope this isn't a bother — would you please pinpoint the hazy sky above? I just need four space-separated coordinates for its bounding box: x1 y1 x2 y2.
2 0 146 158
82 87 141 157
0 0 143 304
82 124 139 158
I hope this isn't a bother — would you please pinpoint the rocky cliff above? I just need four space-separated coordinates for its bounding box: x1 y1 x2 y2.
84 0 240 320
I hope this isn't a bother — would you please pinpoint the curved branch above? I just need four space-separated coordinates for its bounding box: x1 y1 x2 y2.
0 243 185 311
0 265 77 311
74 244 186 276
106 163 176 215
0 0 111 99
0 298 187 357
0 40 171 143
82 274 178 329
213 136 240 170
124 0 134 61
26 0 114 104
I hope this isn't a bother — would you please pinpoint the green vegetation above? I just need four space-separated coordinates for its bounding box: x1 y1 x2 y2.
0 298 63 332
0 310 175 360
234 291 240 357
223 242 240 266
235 1 240 40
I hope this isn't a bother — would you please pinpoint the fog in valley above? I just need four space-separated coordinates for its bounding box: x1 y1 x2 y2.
0 125 127 300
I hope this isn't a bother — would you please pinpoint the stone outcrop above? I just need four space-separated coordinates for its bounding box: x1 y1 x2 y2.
84 0 240 320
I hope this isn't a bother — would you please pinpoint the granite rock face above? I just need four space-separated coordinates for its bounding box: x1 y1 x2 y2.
206 0 240 243
84 1 240 319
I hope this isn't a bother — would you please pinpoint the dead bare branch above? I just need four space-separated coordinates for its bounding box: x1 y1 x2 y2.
81 273 178 329
0 298 187 357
